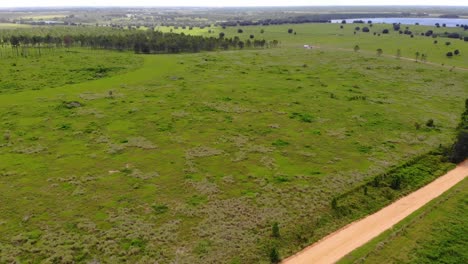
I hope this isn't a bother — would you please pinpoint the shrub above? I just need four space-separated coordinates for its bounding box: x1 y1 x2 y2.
454 49 460 55
272 139 289 147
269 247 280 263
426 119 435 127
446 51 453 57
362 27 370 32
272 222 280 238
450 130 468 163
152 204 169 214
331 197 338 210
447 33 460 39
376 48 383 56
290 112 313 122
382 29 389 34
390 175 402 190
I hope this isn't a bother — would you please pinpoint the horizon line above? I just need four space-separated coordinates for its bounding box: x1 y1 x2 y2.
1 5 468 8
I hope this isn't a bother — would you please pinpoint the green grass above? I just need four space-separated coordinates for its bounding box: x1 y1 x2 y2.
0 49 142 94
159 23 468 67
0 23 467 263
339 178 468 264
0 23 31 29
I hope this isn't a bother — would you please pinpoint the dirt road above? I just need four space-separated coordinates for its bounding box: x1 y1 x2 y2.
282 160 468 264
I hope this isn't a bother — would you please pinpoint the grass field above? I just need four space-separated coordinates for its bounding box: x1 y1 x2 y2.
339 178 468 264
0 23 31 29
159 23 468 67
0 22 467 263
0 49 142 94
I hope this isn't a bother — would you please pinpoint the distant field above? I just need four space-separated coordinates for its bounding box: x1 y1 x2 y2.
158 23 468 67
0 23 31 29
0 22 467 263
20 14 68 20
339 178 468 264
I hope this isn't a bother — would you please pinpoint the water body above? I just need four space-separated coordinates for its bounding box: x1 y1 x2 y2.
332 17 468 27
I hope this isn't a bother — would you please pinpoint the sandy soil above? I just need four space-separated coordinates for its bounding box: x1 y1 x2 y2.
282 160 468 264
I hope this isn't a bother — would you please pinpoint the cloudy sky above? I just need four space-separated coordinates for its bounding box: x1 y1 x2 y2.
0 0 466 7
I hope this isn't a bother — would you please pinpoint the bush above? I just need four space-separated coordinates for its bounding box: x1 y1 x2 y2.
272 139 289 147
331 197 338 210
454 49 460 55
376 48 383 56
272 222 280 238
382 29 389 34
446 52 453 57
414 122 421 130
447 33 460 39
269 247 280 263
362 27 370 32
426 119 435 127
450 130 468 163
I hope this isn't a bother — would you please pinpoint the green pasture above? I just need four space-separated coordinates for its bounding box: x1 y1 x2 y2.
159 23 468 67
0 23 31 29
0 22 467 263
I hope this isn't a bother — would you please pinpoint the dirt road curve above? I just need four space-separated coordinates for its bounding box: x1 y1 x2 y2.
282 160 468 264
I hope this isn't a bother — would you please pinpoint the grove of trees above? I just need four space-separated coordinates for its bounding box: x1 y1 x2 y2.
0 27 278 58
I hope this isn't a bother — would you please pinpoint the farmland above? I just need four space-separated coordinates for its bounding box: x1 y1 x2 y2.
0 8 467 264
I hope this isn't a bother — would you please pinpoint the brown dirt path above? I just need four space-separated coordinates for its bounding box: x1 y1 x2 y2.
282 160 468 264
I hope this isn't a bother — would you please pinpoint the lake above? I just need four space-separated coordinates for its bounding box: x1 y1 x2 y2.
331 17 468 27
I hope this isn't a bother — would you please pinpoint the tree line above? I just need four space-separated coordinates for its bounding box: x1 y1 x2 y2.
217 12 411 27
0 28 278 58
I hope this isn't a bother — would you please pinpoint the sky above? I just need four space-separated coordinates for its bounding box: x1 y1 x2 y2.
0 0 466 8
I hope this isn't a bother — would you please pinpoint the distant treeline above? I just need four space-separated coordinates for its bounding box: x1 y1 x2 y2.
217 13 411 26
0 29 278 57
